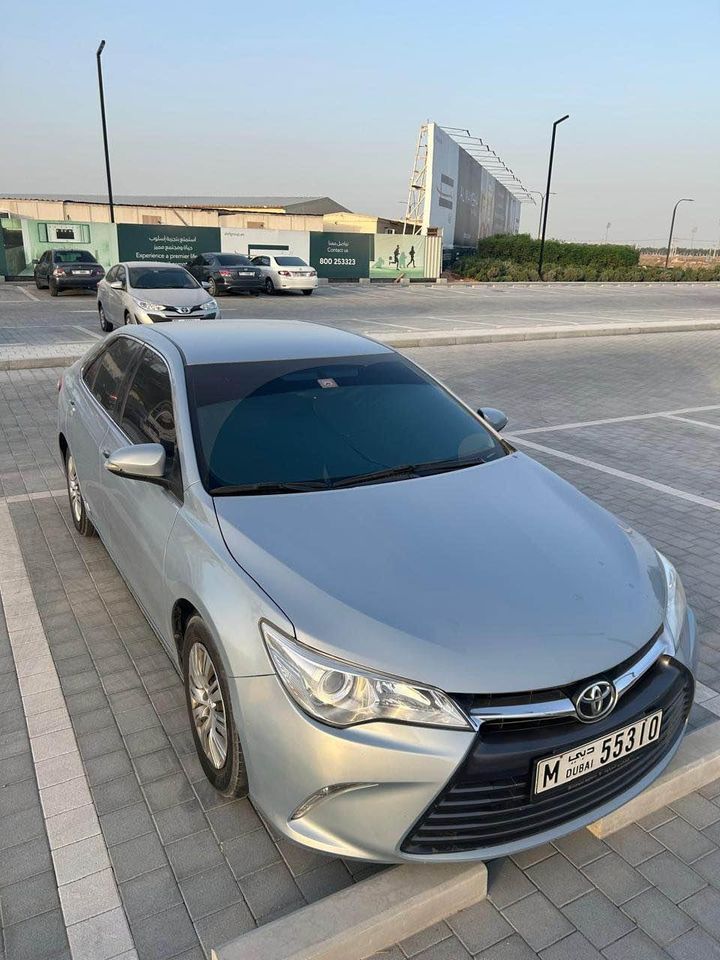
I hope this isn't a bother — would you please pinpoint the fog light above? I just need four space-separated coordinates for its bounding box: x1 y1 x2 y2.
290 782 375 820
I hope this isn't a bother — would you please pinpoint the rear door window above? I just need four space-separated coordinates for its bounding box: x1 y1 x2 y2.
86 337 143 419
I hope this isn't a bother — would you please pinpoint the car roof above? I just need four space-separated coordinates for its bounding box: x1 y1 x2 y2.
121 320 391 365
119 261 189 269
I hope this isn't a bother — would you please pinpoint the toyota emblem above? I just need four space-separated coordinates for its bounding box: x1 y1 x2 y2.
178 306 191 314
574 680 616 723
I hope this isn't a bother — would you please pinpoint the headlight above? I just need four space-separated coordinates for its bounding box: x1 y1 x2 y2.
657 552 687 648
202 298 218 312
133 298 166 312
261 623 471 730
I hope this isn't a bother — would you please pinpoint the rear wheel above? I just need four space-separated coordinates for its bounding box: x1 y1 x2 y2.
99 304 113 332
302 289 313 296
183 616 248 797
124 310 132 325
65 451 96 537
49 280 59 297
208 277 219 297
264 277 275 295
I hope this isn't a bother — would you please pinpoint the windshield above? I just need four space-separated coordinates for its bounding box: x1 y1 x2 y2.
54 250 98 263
128 267 198 290
186 354 507 493
274 256 307 266
216 254 251 266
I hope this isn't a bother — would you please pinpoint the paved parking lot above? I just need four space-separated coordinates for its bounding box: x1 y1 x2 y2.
2 316 720 959
1 281 719 353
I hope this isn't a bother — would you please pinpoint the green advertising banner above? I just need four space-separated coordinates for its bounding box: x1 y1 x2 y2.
117 225 221 264
370 235 426 278
309 232 371 279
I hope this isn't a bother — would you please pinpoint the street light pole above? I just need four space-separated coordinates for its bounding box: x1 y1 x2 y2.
665 198 693 267
538 115 569 279
527 191 545 240
96 40 115 224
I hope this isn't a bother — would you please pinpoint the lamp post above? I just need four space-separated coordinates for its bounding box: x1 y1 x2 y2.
538 115 569 279
604 222 611 243
665 198 693 267
96 40 115 224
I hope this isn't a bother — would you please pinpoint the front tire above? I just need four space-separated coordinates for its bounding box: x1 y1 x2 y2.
183 616 248 798
35 276 42 289
65 451 96 537
302 289 313 296
264 277 275 295
99 304 113 332
124 311 132 325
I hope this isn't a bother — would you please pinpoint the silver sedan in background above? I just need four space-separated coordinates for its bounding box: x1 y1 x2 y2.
97 261 220 331
58 320 695 862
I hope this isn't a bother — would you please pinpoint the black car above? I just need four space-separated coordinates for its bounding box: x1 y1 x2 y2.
34 249 105 296
185 252 263 297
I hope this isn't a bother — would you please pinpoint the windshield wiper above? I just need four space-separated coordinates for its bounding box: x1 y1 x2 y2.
330 455 488 489
209 480 331 496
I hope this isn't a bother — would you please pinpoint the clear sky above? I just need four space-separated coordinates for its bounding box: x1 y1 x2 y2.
2 0 718 246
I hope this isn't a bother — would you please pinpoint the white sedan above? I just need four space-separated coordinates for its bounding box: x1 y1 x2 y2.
97 262 220 330
250 255 318 295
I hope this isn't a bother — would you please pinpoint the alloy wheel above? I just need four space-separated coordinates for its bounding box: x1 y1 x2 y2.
188 642 228 769
67 455 83 523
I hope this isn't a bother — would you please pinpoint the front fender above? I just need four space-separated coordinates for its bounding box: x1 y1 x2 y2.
163 485 292 679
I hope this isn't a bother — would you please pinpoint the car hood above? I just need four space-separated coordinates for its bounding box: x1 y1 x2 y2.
130 287 209 306
215 453 666 694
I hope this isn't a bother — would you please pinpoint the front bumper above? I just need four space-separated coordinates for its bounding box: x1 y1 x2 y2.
232 612 696 863
136 309 220 324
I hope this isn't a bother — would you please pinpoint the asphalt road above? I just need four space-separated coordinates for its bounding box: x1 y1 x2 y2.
1 281 719 349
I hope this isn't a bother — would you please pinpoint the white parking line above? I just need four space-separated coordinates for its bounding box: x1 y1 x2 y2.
512 404 720 436
72 325 103 340
662 414 720 431
16 285 41 301
509 436 720 512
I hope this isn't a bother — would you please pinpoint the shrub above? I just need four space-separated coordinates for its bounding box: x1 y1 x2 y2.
453 256 720 283
475 234 640 268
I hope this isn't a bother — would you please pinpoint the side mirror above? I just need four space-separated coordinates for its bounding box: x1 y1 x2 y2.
478 407 509 432
105 443 167 484
32 258 40 265
109 280 123 289
201 280 210 290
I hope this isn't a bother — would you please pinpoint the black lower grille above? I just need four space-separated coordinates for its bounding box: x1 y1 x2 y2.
402 659 693 855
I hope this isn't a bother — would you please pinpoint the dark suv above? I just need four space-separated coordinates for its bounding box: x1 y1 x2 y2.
185 252 263 297
34 250 105 296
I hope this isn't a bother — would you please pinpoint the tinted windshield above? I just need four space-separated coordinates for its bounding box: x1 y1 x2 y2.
275 256 306 266
215 254 251 266
54 250 98 263
128 267 198 289
187 354 507 493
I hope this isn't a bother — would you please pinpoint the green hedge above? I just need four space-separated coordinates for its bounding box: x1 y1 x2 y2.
475 234 640 268
454 257 720 283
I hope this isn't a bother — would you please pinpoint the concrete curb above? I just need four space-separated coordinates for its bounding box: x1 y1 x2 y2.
211 861 487 960
0 354 82 371
3 318 720 372
376 319 720 349
589 718 720 838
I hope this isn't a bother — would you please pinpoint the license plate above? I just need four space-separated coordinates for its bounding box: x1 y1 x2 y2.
533 710 663 796
238 271 253 276
73 270 91 275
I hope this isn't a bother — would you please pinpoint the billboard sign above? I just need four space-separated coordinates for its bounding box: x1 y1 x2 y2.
117 225 221 264
309 232 371 279
423 122 521 249
370 235 425 278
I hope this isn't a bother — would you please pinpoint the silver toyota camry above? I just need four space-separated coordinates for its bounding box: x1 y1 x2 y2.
57 320 696 863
